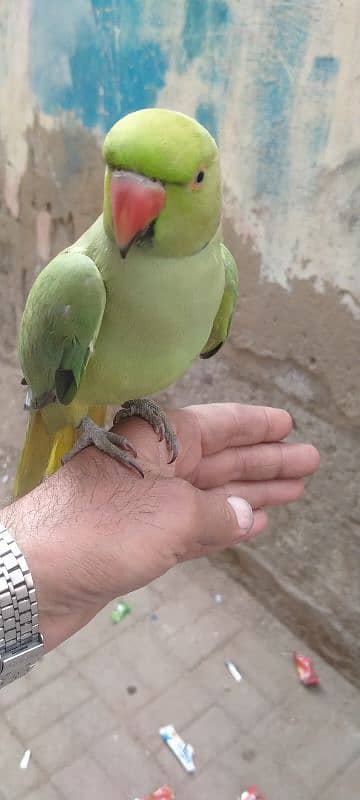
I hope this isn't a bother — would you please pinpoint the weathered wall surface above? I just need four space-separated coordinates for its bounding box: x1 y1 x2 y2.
0 1 359 682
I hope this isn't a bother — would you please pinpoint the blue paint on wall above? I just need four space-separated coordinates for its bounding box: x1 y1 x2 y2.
308 120 331 165
182 0 230 65
306 57 339 169
180 0 231 137
30 0 168 130
63 37 167 129
196 101 218 139
254 2 312 199
310 56 339 82
30 0 230 143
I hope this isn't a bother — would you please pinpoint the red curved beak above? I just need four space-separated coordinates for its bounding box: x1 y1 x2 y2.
111 170 166 257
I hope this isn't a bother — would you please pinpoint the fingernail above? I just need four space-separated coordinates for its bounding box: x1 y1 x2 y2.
227 496 253 531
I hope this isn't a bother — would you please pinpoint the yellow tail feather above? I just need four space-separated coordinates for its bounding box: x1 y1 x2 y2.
45 404 107 476
45 425 77 477
88 404 107 429
13 410 52 499
14 404 108 499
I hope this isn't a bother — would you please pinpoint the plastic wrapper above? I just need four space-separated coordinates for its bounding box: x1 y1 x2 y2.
20 750 31 769
111 599 131 623
133 786 175 800
159 724 196 773
225 660 242 682
240 787 265 800
293 652 320 686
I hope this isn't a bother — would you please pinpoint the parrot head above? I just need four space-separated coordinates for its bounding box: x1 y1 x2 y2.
102 108 221 258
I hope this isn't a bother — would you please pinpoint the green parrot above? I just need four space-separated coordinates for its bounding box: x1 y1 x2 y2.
14 108 238 498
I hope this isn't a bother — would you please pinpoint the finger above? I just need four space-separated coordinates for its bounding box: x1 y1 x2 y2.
207 478 305 509
201 509 269 556
191 488 256 549
196 443 320 488
234 509 268 541
187 403 292 456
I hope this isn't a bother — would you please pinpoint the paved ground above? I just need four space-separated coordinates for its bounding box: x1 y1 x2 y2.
0 557 359 800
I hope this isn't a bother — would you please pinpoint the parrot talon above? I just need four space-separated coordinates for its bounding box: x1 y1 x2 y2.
113 398 179 463
106 431 137 458
157 421 166 442
151 418 165 441
61 416 143 476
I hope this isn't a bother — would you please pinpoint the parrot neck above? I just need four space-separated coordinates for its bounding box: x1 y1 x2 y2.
102 167 116 242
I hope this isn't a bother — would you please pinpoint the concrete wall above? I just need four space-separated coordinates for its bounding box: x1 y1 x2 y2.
0 1 359 683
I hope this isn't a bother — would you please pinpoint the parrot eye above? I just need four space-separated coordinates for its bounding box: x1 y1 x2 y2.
189 168 206 191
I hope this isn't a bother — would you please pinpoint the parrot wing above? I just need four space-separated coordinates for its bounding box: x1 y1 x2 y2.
20 250 106 408
200 244 238 359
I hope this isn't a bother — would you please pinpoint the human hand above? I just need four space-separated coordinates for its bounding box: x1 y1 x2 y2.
2 403 319 651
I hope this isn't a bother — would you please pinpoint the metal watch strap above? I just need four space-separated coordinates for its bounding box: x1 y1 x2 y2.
0 522 44 687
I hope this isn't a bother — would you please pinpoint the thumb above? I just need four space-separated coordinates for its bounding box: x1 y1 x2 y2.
192 488 254 549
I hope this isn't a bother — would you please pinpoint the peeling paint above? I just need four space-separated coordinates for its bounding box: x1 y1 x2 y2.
181 0 230 65
0 0 359 309
254 1 312 198
30 0 169 129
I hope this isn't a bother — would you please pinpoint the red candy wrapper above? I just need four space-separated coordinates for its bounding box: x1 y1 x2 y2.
136 787 175 800
293 652 320 686
240 788 265 800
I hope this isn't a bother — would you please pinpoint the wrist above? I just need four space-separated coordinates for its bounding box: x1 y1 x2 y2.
1 494 93 653
1 442 146 653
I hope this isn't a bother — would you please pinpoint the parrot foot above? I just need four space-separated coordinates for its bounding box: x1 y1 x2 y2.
113 399 179 464
61 416 145 477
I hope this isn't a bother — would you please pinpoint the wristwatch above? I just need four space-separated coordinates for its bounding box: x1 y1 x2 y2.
0 522 44 687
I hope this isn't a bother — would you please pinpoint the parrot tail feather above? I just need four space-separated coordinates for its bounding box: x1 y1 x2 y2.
45 404 107 475
88 404 107 429
13 404 108 499
45 425 77 478
13 410 52 499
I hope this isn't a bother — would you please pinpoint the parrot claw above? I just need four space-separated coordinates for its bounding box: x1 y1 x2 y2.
113 398 179 464
107 430 137 458
61 416 144 477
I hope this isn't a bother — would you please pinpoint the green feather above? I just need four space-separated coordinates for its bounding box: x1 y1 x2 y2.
200 244 239 358
103 108 217 183
19 252 106 407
